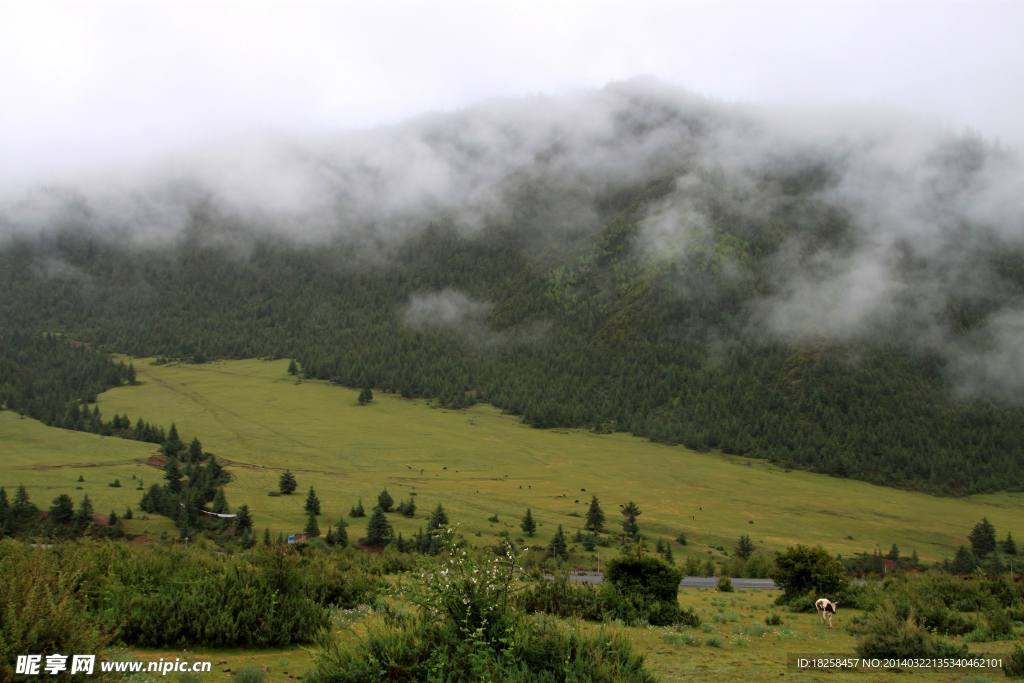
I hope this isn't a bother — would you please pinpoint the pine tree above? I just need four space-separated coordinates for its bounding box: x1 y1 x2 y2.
886 544 900 560
350 499 366 517
521 508 536 537
333 519 349 548
163 423 183 456
662 541 675 564
400 498 416 517
305 486 321 515
620 501 641 539
0 487 8 532
911 548 919 566
737 534 754 560
49 494 75 526
212 488 229 514
235 505 253 533
188 437 203 462
263 527 272 546
950 545 977 574
427 504 449 532
377 488 393 512
124 507 133 520
365 507 393 546
279 470 298 495
163 458 183 494
75 494 94 532
287 359 298 375
108 510 118 526
548 525 569 561
585 495 605 533
358 387 374 405
304 512 321 538
969 517 997 558
1002 532 1017 556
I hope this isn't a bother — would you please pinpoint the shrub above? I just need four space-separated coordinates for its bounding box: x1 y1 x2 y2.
717 576 734 592
308 532 656 682
855 601 968 660
771 545 848 603
1004 644 1024 678
765 613 783 626
0 542 109 682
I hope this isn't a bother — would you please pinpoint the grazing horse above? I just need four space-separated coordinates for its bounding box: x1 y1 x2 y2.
815 598 838 628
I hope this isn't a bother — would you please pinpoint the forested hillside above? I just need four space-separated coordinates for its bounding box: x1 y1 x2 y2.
1 82 1022 495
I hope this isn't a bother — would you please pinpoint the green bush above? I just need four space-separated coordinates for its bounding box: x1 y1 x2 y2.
855 601 968 660
230 668 266 683
771 545 847 603
717 576 734 592
309 532 656 682
765 613 783 626
0 541 108 682
1004 643 1024 678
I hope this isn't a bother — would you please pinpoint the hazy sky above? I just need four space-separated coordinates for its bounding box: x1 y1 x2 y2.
1 0 1022 184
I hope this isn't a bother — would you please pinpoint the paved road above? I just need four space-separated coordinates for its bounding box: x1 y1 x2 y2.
562 573 778 590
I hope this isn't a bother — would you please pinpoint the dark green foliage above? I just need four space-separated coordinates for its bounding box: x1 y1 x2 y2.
6 204 1024 498
164 458 182 494
620 501 641 539
1005 644 1024 678
585 495 605 533
717 576 733 592
377 488 393 512
304 486 321 515
349 499 365 517
48 494 75 526
427 504 448 532
547 525 568 561
74 494 94 533
287 359 298 375
212 487 229 514
737 534 754 560
854 601 968 660
357 387 373 405
771 545 848 602
675 532 687 546
397 498 416 517
765 613 783 626
305 512 320 538
235 505 253 534
949 545 977 574
329 519 348 548
309 532 654 682
520 508 536 536
188 437 203 462
1004 532 1017 555
278 470 297 495
970 517 997 558
365 507 393 546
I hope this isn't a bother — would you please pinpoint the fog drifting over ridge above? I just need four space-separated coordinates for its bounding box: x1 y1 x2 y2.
1 78 1023 401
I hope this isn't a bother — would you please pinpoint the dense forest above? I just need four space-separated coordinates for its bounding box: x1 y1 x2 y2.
1 83 1022 496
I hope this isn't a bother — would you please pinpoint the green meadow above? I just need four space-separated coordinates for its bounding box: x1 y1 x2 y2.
57 357 1020 563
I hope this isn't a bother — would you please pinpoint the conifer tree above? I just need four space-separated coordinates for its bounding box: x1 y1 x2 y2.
620 501 641 539
1003 532 1017 556
164 458 182 494
886 544 900 560
969 517 997 558
287 359 298 375
950 545 977 574
108 510 118 526
188 437 203 462
235 505 253 534
737 534 755 560
75 494 94 532
212 488 229 514
336 518 350 547
0 487 7 531
305 486 321 515
365 507 393 546
427 504 449 531
49 494 75 526
548 525 569 561
585 495 605 533
377 488 393 512
304 512 321 537
350 499 366 517
279 470 298 495
521 508 536 537
358 387 374 405
263 527 272 546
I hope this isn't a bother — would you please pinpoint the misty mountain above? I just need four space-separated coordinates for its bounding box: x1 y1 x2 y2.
1 80 1023 495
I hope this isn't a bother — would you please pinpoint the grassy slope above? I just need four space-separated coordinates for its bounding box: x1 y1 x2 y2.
0 411 176 536
79 358 1024 563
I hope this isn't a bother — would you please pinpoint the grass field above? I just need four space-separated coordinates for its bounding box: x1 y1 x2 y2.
65 357 1021 564
0 410 175 537
125 588 1017 682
